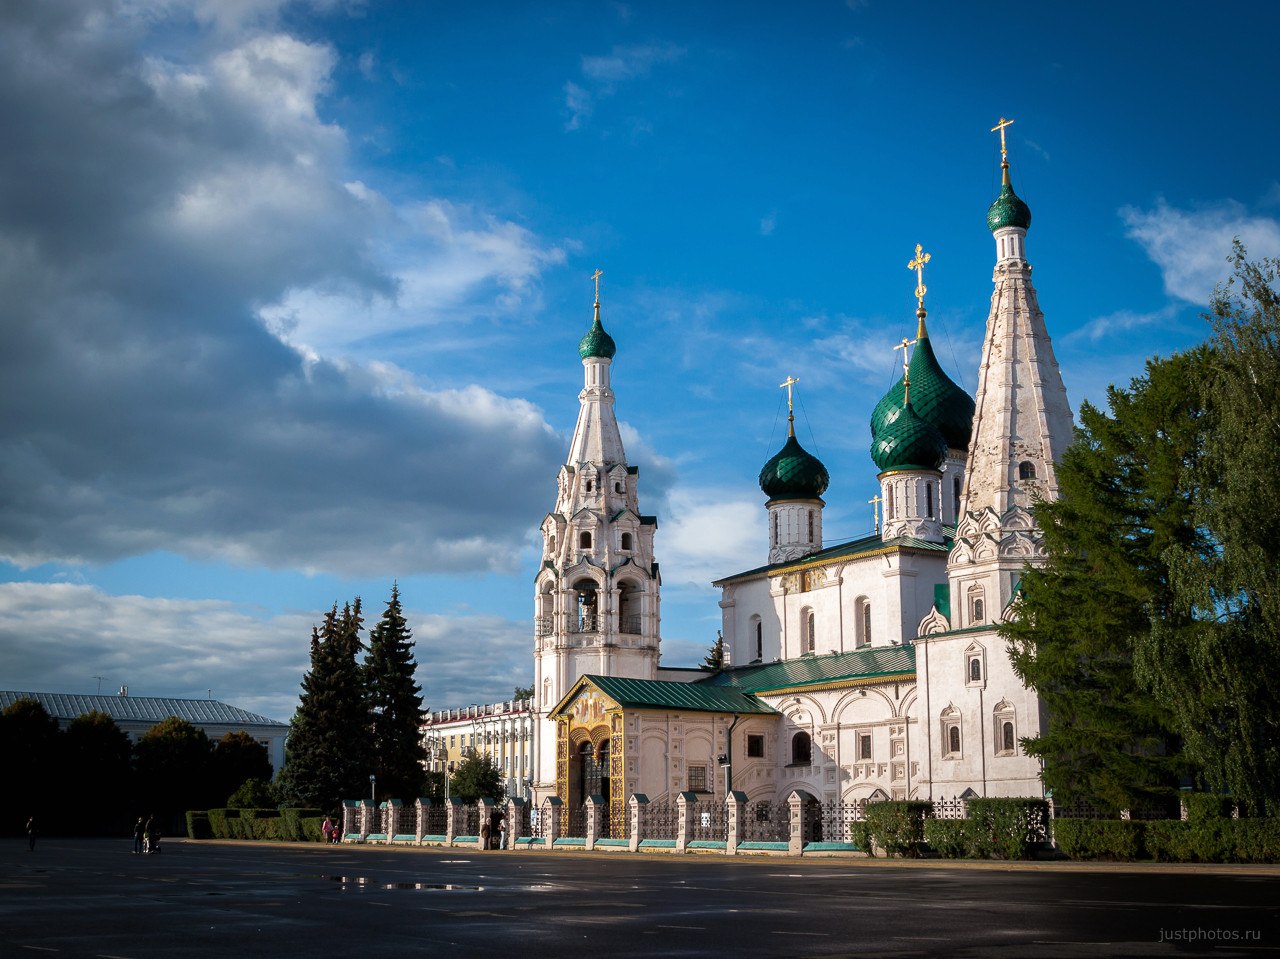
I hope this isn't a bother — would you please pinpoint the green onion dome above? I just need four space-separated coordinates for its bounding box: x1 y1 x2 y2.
870 400 948 473
759 423 829 501
986 162 1032 233
578 309 617 360
870 324 975 452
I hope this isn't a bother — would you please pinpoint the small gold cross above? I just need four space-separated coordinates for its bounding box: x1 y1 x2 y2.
779 375 799 414
591 268 603 303
991 116 1014 161
869 494 883 535
907 243 931 308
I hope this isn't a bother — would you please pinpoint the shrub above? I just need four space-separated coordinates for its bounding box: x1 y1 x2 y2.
207 807 239 839
965 798 1049 860
848 820 873 856
279 807 324 842
300 816 329 842
923 817 975 858
1052 819 1144 861
237 808 282 840
186 810 212 840
1231 819 1280 863
862 801 932 857
1182 793 1232 823
227 777 277 809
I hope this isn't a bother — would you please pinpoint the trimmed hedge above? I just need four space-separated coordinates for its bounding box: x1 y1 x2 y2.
963 798 1049 860
922 817 976 858
279 807 324 842
1182 793 1232 823
1053 817 1280 863
299 816 329 842
186 810 213 840
862 801 932 857
1052 818 1144 861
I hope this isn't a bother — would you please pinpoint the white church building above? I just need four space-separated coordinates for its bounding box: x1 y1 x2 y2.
522 141 1073 837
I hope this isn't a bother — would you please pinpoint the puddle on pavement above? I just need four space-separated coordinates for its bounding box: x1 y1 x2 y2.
323 876 483 891
322 876 559 893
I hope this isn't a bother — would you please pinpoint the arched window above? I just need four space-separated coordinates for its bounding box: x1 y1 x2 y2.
753 618 763 661
579 530 592 550
1002 721 1015 752
925 482 934 518
807 510 814 540
973 598 985 622
1018 461 1036 480
620 532 633 551
969 658 982 682
772 512 779 545
586 479 594 492
547 534 556 554
949 725 961 755
804 609 816 653
941 706 962 759
888 486 895 519
615 481 623 493
855 598 872 649
791 731 812 766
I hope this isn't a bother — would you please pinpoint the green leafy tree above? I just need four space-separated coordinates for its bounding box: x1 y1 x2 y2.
133 717 214 826
1003 350 1205 810
1148 244 1280 814
449 754 505 802
364 584 427 801
0 698 65 834
211 731 273 807
700 631 726 671
512 686 534 702
65 710 133 831
226 777 277 809
278 600 372 811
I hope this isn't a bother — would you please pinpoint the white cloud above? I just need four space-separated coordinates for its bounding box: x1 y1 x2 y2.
564 42 685 131
0 582 533 723
1066 303 1181 344
760 211 777 236
0 1 567 577
1121 199 1280 305
659 487 763 588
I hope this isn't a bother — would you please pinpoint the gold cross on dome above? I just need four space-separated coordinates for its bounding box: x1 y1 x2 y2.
894 336 917 405
907 243 931 308
591 268 604 303
869 494 883 535
779 375 799 414
991 116 1014 161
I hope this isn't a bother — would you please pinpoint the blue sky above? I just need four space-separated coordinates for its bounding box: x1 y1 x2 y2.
3 0 1278 723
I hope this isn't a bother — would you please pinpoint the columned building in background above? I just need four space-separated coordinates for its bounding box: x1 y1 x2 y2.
421 698 535 798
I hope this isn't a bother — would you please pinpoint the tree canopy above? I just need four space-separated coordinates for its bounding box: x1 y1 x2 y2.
365 584 427 801
449 754 506 803
1005 246 1280 815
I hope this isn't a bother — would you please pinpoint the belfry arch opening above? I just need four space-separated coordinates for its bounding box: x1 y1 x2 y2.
618 579 642 634
573 579 599 632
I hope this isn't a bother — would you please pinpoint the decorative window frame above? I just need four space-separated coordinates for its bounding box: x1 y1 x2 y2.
856 729 873 762
993 700 1017 757
967 583 986 626
746 733 765 758
855 596 872 649
940 705 962 760
965 642 986 688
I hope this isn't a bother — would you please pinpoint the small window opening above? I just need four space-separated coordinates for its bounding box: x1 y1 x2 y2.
1002 721 1015 752
969 658 982 682
948 725 961 755
620 532 633 551
1018 461 1036 480
791 731 812 766
926 482 934 518
747 734 765 758
579 530 592 549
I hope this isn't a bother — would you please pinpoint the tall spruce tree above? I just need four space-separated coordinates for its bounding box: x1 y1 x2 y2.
278 600 372 812
364 584 427 801
1003 350 1206 810
1147 245 1280 814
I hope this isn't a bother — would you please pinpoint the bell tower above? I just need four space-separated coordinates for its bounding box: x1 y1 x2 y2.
531 272 661 802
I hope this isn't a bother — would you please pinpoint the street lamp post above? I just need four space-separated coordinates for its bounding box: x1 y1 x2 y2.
369 774 376 804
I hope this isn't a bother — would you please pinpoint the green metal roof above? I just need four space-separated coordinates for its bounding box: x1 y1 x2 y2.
713 530 951 587
578 311 617 360
870 328 975 453
987 162 1032 232
759 429 829 501
575 675 776 714
699 645 916 694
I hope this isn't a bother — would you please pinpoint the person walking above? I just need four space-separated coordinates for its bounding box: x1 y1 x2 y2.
321 817 333 844
132 817 146 854
479 819 491 851
26 817 36 851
